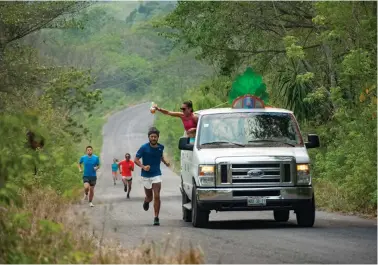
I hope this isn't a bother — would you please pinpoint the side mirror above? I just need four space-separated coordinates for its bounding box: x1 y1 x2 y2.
305 134 320 149
178 137 194 151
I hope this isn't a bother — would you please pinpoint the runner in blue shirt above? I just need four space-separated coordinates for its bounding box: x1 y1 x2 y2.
111 158 119 185
78 146 100 207
134 127 170 226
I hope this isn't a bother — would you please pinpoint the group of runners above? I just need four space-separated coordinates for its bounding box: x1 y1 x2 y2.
111 153 134 199
77 101 198 226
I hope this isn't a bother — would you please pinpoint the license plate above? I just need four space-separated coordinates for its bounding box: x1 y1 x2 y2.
247 196 267 206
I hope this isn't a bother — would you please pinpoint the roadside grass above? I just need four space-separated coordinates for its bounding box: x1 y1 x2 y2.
0 186 204 264
313 179 377 218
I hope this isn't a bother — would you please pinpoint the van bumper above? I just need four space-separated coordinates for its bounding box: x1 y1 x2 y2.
196 186 313 211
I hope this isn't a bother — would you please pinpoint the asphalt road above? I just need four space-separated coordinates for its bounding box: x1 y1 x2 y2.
80 102 377 264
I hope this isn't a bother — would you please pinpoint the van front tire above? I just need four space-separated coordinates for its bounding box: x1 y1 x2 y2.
296 194 316 227
191 185 209 228
181 185 192 222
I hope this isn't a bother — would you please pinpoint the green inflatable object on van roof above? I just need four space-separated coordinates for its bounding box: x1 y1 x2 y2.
228 67 270 105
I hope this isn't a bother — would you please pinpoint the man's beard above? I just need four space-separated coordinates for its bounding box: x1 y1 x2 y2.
149 139 158 145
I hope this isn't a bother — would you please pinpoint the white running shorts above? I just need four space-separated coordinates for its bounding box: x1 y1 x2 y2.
142 176 162 189
122 176 132 181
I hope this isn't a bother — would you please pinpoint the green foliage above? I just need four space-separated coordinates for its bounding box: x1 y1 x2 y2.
0 113 41 188
0 1 89 50
274 66 315 121
308 89 377 213
0 100 85 193
0 183 22 207
43 69 101 114
126 1 175 26
283 36 306 60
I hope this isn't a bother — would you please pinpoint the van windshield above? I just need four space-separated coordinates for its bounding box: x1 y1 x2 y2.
197 112 303 148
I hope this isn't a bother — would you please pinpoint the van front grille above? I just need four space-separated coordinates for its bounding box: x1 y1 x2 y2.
217 160 293 186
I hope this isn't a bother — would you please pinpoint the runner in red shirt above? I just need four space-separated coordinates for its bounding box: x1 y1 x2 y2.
118 153 134 199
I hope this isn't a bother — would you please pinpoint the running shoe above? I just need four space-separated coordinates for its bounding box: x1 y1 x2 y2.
143 200 149 211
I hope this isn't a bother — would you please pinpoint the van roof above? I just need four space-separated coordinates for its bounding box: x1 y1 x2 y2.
194 107 293 116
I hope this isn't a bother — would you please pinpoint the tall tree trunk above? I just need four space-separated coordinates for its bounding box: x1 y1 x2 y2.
0 175 5 189
322 43 337 114
323 43 337 88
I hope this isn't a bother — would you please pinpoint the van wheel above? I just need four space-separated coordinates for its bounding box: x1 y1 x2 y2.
273 210 290 222
182 185 192 222
296 195 316 227
191 185 209 228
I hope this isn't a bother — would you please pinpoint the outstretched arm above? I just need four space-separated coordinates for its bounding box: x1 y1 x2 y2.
155 106 183 118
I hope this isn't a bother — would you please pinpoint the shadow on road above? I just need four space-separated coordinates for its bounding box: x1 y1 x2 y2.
95 195 182 204
204 219 300 230
191 218 377 230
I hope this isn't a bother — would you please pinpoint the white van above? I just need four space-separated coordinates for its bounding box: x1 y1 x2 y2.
178 107 320 228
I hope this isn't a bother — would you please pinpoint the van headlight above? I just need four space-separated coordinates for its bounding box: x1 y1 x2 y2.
297 164 311 185
198 165 215 186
